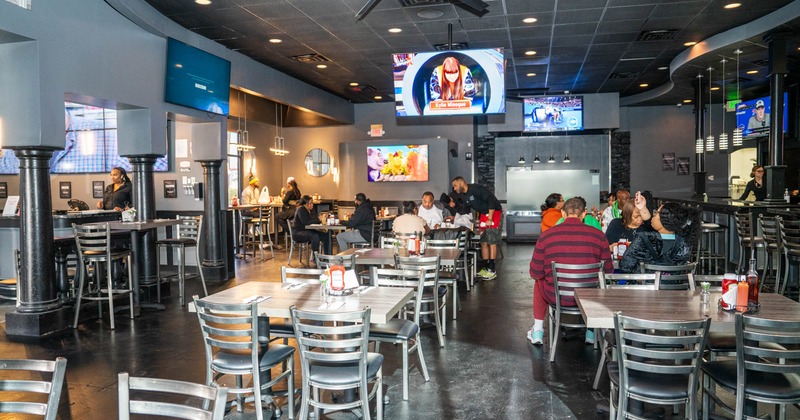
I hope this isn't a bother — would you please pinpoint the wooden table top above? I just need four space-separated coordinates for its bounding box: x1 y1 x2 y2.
337 247 460 266
194 281 413 324
575 289 800 332
307 224 348 231
85 219 181 231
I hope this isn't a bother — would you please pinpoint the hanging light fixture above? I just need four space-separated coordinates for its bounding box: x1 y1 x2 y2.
270 103 290 156
696 137 704 154
533 155 540 163
563 154 571 163
547 154 555 163
732 49 743 146
705 67 715 152
235 92 255 151
518 155 525 164
719 59 729 150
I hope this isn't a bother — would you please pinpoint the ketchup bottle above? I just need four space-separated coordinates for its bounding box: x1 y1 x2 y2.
329 265 345 291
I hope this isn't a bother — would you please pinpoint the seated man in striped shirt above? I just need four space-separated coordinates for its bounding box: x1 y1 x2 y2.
528 196 613 345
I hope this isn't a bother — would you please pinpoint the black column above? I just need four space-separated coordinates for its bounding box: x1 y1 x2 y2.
199 160 227 281
5 148 70 337
763 32 788 202
128 155 158 283
693 75 707 199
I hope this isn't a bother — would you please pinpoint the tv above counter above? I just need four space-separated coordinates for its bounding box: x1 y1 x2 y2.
392 48 505 117
367 145 429 182
523 96 584 132
735 93 788 139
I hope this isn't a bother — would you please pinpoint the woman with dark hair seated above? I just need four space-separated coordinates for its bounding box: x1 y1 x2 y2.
619 201 701 273
605 191 653 249
540 193 563 232
292 195 331 256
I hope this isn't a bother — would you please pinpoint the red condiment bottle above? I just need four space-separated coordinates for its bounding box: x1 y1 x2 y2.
736 281 749 312
746 257 759 305
329 265 345 291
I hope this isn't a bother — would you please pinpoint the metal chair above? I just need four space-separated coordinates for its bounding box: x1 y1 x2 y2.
72 222 134 329
777 216 800 296
395 255 445 348
425 238 462 320
702 313 800 420
368 267 430 401
379 236 397 249
352 219 383 249
609 313 709 420
193 296 295 420
117 372 228 420
548 261 604 363
734 210 765 273
270 266 327 344
287 220 312 267
640 262 697 291
758 214 781 292
290 306 383 420
694 222 728 275
315 253 356 269
0 357 67 420
243 208 275 261
155 215 208 306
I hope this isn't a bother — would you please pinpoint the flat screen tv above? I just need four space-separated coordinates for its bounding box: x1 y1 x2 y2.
522 96 584 132
392 48 505 117
735 93 788 139
165 38 231 116
367 145 429 182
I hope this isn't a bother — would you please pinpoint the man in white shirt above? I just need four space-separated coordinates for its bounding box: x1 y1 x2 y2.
417 191 445 228
242 177 260 205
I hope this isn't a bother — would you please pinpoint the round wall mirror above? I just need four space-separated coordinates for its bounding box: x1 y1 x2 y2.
304 148 330 177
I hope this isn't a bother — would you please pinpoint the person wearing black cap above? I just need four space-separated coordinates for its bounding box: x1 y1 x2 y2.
748 99 769 131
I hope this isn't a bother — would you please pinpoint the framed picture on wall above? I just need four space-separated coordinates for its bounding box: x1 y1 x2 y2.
662 153 675 171
164 180 178 198
0 182 7 199
676 157 690 175
92 181 105 199
59 182 72 199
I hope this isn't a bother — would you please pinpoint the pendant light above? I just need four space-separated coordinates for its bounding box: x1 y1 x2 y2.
533 155 540 163
705 67 715 152
732 49 743 146
270 103 289 156
719 59 729 150
547 154 555 163
518 155 525 164
695 74 704 154
235 91 255 152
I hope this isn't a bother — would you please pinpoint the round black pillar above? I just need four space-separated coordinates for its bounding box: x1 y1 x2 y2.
693 75 707 198
763 32 788 202
199 160 226 280
128 155 158 283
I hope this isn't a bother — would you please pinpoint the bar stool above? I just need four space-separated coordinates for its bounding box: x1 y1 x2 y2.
694 222 727 275
155 215 208 306
243 207 274 261
757 214 781 293
733 210 765 273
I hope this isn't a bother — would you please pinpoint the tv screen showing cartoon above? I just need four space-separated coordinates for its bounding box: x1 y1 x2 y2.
522 96 584 132
735 93 788 139
367 145 429 182
392 48 505 117
165 37 231 116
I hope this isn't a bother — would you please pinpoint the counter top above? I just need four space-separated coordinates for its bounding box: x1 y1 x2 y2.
656 195 800 214
0 210 121 229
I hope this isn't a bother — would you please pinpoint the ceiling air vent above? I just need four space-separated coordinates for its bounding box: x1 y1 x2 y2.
434 42 469 51
608 72 639 80
290 53 331 63
636 29 678 42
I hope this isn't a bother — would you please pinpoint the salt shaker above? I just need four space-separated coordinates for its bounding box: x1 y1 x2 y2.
700 282 711 304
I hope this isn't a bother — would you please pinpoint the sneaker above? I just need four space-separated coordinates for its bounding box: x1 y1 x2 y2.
528 329 544 345
482 269 497 280
585 329 595 345
476 268 490 278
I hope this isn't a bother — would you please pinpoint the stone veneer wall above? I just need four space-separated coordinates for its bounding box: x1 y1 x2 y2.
476 136 496 194
611 130 630 191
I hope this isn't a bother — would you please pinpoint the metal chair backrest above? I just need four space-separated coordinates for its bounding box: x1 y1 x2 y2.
72 223 113 260
734 210 756 244
598 272 657 290
118 372 228 420
281 266 326 285
758 214 780 248
315 253 356 269
395 255 441 284
640 262 697 291
369 267 426 324
0 357 67 420
426 238 458 249
371 219 382 247
613 313 710 412
778 216 800 256
551 262 603 313
693 274 724 292
290 305 372 377
175 215 202 242
193 298 260 378
380 236 398 249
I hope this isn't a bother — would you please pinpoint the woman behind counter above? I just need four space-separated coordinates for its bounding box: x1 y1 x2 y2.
97 167 132 211
739 165 767 201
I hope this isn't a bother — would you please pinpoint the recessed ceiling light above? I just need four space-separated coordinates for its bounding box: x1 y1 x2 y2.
195 0 211 4
526 73 536 77
525 50 537 56
657 66 669 70
684 41 697 47
683 99 692 103
746 70 758 74
268 38 282 44
349 82 359 86
316 64 327 69
388 28 402 33
724 3 742 9
711 86 720 91
639 83 649 88
523 17 537 24
374 96 383 100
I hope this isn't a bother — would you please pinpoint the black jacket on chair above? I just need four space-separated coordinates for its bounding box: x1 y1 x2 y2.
619 231 692 273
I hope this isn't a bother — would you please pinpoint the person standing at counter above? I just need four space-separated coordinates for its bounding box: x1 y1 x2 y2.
337 193 376 250
739 165 767 201
293 195 331 256
540 193 564 232
96 167 132 211
452 176 502 280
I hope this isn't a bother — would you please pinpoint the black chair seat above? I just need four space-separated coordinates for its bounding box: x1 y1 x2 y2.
703 360 800 400
308 353 383 386
0 278 15 298
706 332 735 352
370 319 419 341
268 318 295 336
607 363 692 400
212 344 295 371
421 286 448 299
156 238 196 246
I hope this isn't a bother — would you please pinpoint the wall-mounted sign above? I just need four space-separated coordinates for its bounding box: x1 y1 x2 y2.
59 182 72 199
92 181 105 198
164 180 178 198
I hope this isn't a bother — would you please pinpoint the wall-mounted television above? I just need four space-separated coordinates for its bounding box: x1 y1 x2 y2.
165 38 231 116
522 96 584 132
392 48 505 117
736 93 788 139
367 145 429 182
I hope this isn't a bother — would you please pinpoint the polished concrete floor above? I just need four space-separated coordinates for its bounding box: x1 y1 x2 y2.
0 243 752 419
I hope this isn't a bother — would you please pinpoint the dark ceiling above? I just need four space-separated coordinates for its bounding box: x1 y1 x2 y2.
145 0 800 108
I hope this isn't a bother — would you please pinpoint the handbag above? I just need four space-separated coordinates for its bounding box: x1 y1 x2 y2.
257 186 271 205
